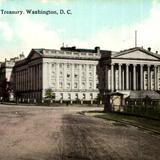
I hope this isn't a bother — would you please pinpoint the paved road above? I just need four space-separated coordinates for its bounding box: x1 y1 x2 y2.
0 105 160 160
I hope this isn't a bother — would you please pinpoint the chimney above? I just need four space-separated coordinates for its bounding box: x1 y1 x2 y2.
148 47 151 52
95 46 100 53
156 51 158 54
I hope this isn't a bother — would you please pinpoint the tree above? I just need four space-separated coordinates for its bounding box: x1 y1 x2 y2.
45 88 55 99
1 78 11 101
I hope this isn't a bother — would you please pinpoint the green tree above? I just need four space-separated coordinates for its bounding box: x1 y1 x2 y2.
45 88 55 99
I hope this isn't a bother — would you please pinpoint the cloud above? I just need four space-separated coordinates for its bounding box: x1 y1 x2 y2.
0 0 5 5
0 21 13 42
68 0 160 53
39 0 67 3
14 15 62 56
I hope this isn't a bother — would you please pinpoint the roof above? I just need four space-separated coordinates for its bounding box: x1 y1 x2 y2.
113 47 160 59
128 91 160 100
106 92 124 96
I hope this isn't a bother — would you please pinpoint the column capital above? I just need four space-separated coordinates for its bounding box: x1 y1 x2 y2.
111 63 115 66
140 64 144 66
118 63 123 66
133 64 137 66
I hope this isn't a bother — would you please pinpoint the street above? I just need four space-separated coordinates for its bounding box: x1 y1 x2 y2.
0 105 160 160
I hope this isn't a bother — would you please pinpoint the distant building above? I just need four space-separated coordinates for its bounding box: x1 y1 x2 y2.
0 54 24 101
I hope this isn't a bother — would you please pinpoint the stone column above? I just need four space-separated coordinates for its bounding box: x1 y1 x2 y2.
147 65 150 90
48 63 51 88
105 65 108 90
154 65 157 90
56 63 59 90
93 65 97 90
37 64 39 91
126 64 129 90
16 72 18 91
79 64 82 90
158 66 160 90
63 63 67 90
33 66 35 91
71 63 74 90
133 64 136 90
118 64 122 90
111 64 114 91
86 64 89 90
140 64 144 90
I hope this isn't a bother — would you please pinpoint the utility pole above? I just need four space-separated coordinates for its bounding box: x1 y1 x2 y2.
135 30 137 47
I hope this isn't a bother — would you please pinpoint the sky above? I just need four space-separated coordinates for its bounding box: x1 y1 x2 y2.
0 0 160 60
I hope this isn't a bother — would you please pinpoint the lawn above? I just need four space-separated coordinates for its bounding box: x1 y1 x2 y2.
86 111 160 133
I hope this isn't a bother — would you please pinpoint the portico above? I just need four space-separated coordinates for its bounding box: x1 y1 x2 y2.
103 47 160 93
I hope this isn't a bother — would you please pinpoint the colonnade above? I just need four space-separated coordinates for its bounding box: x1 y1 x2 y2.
105 63 159 91
16 64 42 91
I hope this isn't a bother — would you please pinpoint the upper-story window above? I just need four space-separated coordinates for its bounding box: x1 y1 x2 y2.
67 64 70 69
74 64 78 69
74 74 78 78
59 64 63 68
67 73 71 78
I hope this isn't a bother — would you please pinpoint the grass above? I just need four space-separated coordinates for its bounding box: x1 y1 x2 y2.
87 111 160 133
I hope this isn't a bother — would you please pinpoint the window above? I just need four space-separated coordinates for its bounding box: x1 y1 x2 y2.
60 71 63 76
74 74 78 78
52 64 55 68
90 93 93 99
89 82 93 89
67 64 70 68
89 72 92 77
67 83 71 89
75 93 78 100
60 93 63 99
74 82 78 89
96 83 99 89
75 64 78 68
82 82 85 89
59 82 63 89
67 73 70 78
68 93 71 99
83 93 86 100
59 64 62 68
89 65 92 69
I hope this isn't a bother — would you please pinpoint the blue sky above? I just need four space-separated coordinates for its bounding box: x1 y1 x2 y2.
0 0 159 60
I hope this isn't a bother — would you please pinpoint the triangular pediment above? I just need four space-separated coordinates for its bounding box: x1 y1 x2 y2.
114 48 160 60
27 49 42 60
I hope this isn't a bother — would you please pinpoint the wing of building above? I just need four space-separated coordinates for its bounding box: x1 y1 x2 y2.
12 46 111 103
100 47 160 100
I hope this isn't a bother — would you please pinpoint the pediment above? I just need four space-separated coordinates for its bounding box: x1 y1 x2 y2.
27 49 42 60
114 50 160 60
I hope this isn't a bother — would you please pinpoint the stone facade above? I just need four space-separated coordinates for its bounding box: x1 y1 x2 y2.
13 47 107 102
100 47 160 98
1 46 160 103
